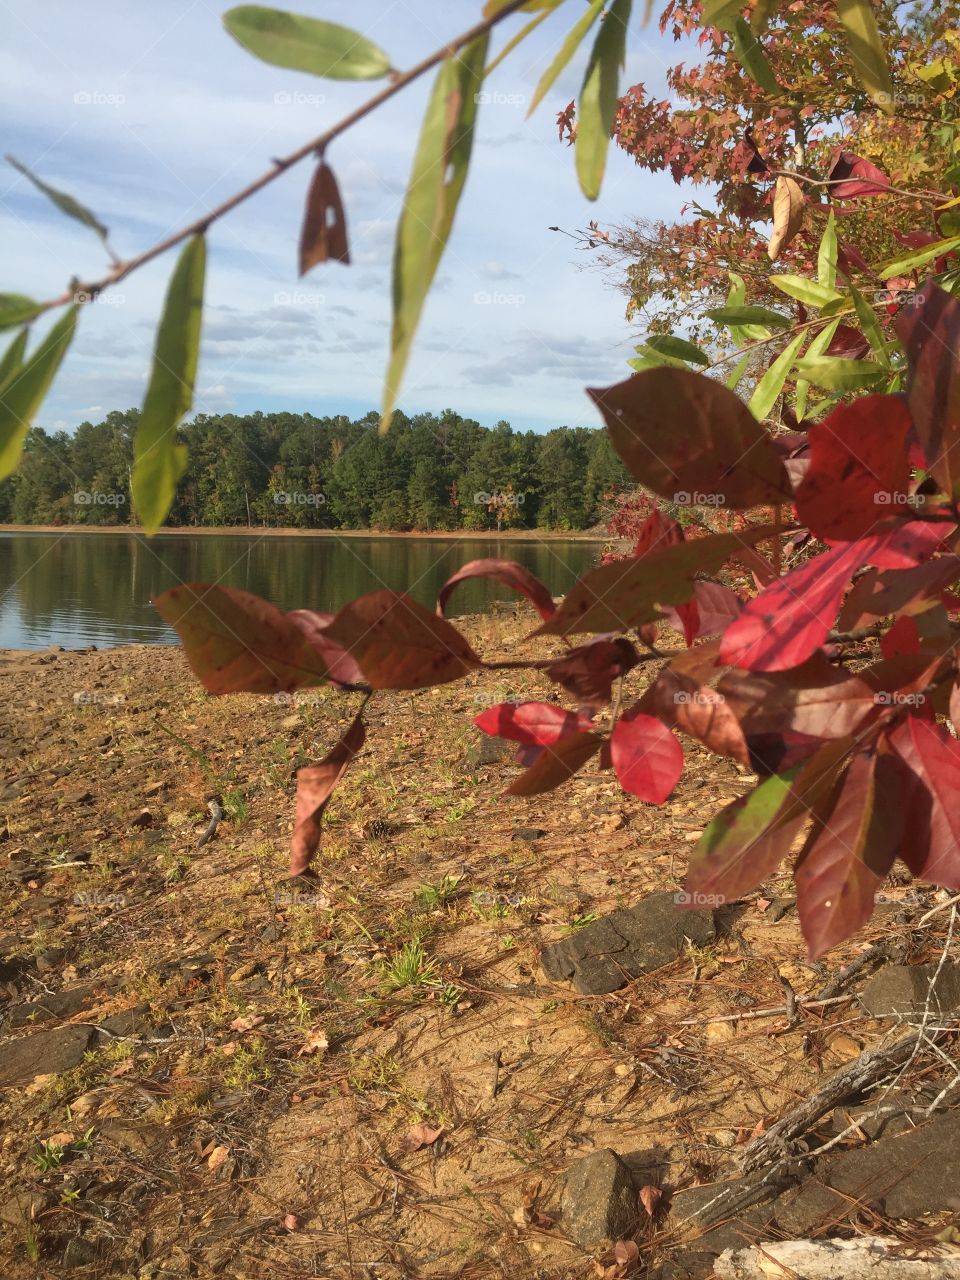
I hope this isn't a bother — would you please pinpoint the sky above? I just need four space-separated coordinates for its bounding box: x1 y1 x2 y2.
1 0 691 434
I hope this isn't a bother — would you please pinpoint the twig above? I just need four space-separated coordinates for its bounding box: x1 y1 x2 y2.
34 0 534 315
918 892 960 926
678 994 853 1025
490 1049 502 1099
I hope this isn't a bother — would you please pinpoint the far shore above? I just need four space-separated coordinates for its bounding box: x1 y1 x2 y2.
0 523 606 541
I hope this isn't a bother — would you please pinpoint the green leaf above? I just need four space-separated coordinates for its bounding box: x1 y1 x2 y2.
485 6 555 78
0 294 42 332
750 0 780 33
794 317 841 419
222 6 392 79
731 16 780 95
725 350 752 391
575 0 631 200
0 306 76 481
132 236 206 533
771 274 844 307
383 34 488 428
878 234 960 279
724 271 771 342
837 0 894 114
701 0 740 31
6 155 110 250
748 330 807 420
818 212 837 290
791 355 885 391
642 333 710 366
527 0 605 117
706 304 791 329
850 286 890 367
0 328 28 395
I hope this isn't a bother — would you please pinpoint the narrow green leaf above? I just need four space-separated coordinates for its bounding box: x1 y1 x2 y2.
878 234 960 279
748 330 806 420
6 155 110 250
771 274 844 307
701 0 740 30
817 211 837 290
0 328 28 395
527 0 605 117
223 6 392 79
575 0 632 200
725 271 772 342
0 306 76 481
132 237 206 533
725 350 752 391
0 294 42 332
750 0 780 33
706 304 791 329
642 333 710 366
383 34 488 429
837 0 894 114
485 6 554 78
850 285 890 367
794 317 841 419
791 355 885 391
732 17 780 95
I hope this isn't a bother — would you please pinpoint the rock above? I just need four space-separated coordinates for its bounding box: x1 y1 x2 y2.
62 788 93 806
541 891 716 995
36 947 66 974
562 1148 638 1247
0 1024 98 1087
5 984 98 1029
130 808 154 829
860 962 960 1019
0 1188 52 1226
98 1005 158 1039
459 737 511 770
63 1236 98 1268
511 827 547 842
143 780 166 798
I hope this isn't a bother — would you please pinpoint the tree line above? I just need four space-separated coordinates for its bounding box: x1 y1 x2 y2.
0 409 630 532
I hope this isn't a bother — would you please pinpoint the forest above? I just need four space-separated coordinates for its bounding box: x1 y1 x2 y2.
0 409 628 531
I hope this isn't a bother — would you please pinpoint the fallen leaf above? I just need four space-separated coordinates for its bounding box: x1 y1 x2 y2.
402 1122 444 1152
638 1185 662 1216
207 1144 229 1172
615 1238 640 1265
283 1213 300 1231
298 1028 329 1057
229 1014 265 1033
755 896 772 912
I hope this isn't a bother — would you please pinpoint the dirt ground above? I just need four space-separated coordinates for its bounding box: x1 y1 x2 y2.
0 610 951 1278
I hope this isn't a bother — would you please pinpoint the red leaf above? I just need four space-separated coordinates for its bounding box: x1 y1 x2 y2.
631 509 685 558
673 599 700 647
720 526 938 672
153 584 331 695
290 711 365 876
827 147 891 199
644 667 750 764
545 638 640 707
610 711 683 803
474 701 593 746
288 610 366 687
690 579 742 636
896 282 960 498
324 590 480 689
794 396 912 541
436 558 556 622
588 369 791 508
886 716 960 888
795 751 901 959
824 324 870 360
880 616 921 659
506 732 601 796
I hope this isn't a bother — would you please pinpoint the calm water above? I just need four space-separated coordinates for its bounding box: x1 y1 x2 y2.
0 531 602 650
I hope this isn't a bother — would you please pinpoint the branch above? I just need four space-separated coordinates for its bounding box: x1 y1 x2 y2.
34 0 533 314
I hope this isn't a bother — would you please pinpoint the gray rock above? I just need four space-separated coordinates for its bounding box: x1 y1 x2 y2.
63 1236 98 1268
0 1188 52 1226
511 827 547 842
459 737 512 770
5 984 98 1029
541 891 715 995
860 962 960 1019
0 1024 98 1087
562 1148 637 1248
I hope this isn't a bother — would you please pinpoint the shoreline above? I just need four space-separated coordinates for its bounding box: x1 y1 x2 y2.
0 523 606 541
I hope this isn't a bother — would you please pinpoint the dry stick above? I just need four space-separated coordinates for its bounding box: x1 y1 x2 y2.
34 0 533 315
678 994 854 1025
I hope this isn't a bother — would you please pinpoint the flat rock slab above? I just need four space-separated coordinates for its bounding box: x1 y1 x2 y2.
562 1148 638 1247
0 1024 98 1088
541 891 715 995
860 963 960 1019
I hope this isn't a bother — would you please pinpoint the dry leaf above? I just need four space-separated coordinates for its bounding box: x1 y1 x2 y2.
220 1041 238 1056
46 1131 74 1148
298 1028 329 1057
755 896 772 912
299 161 350 274
207 1144 229 1172
768 174 804 260
109 1059 134 1078
638 1184 662 1216
229 1013 265 1033
614 1239 640 1266
283 1213 300 1231
403 1122 444 1152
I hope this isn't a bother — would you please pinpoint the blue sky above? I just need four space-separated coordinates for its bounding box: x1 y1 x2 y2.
1 0 689 433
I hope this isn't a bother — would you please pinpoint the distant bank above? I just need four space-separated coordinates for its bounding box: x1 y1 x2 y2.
0 524 607 540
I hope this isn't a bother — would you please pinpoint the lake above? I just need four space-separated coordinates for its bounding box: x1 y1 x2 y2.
0 531 603 650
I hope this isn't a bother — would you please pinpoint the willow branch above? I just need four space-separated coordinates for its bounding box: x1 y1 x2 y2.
34 0 533 314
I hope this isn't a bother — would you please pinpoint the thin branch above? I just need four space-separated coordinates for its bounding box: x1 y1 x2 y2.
33 0 534 314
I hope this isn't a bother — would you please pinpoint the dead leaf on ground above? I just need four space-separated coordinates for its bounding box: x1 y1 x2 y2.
639 1185 662 1216
207 1144 229 1172
402 1122 444 1152
297 1028 329 1057
229 1013 265 1033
